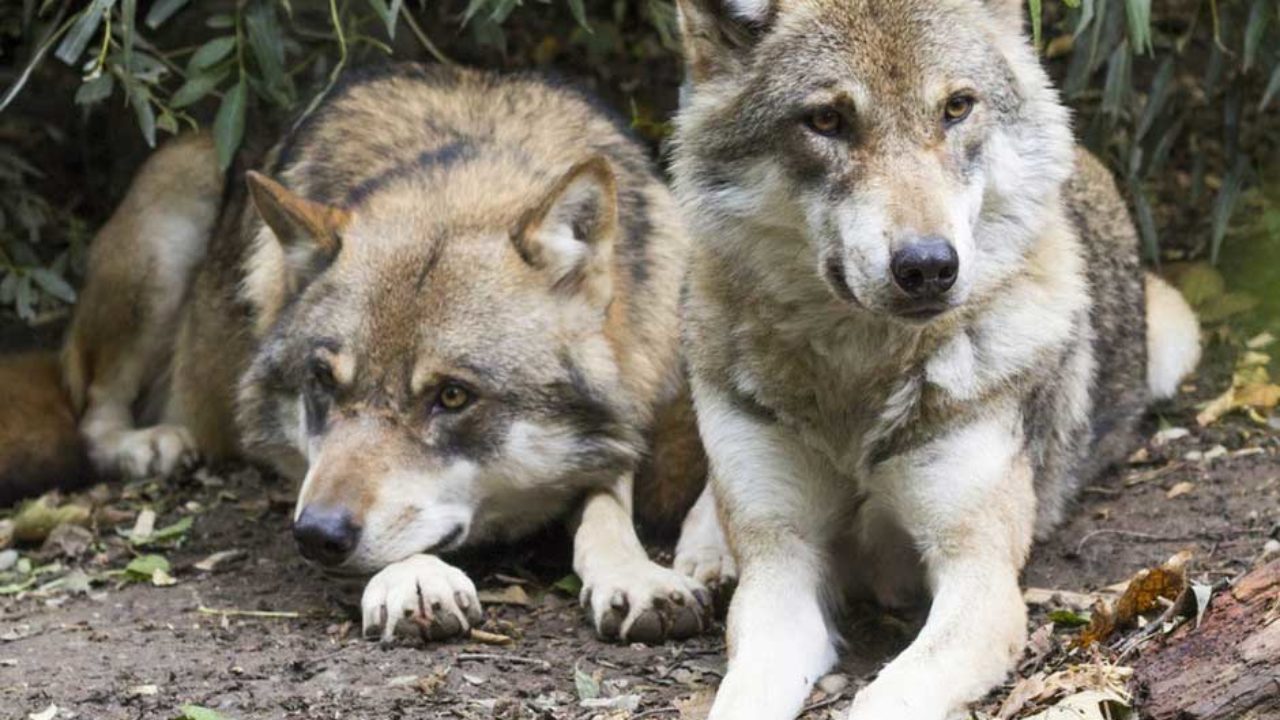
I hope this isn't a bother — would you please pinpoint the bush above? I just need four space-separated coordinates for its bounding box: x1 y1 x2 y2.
0 0 1275 323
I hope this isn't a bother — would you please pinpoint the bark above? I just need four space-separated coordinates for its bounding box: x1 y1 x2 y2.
1133 559 1280 720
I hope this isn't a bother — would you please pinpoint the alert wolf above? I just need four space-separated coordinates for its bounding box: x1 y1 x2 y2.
10 64 736 644
671 0 1201 718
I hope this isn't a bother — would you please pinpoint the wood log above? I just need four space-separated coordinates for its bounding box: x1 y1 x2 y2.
1133 559 1280 720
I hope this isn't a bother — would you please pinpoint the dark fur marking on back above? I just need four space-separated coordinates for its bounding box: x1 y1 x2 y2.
344 141 477 208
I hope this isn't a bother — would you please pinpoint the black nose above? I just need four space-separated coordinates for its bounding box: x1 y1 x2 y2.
890 237 959 298
293 505 360 566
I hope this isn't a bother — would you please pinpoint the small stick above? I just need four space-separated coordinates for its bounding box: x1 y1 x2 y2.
455 652 549 668
198 606 301 619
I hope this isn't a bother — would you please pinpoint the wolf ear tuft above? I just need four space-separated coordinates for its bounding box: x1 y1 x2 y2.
982 0 1026 34
246 171 351 258
513 156 618 305
677 0 774 83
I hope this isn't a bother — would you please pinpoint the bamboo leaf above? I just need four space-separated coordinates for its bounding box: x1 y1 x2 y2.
568 0 591 31
121 0 136 71
1261 64 1280 111
246 0 294 107
213 80 247 171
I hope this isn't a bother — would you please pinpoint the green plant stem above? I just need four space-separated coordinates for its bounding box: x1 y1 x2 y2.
400 5 452 65
0 4 76 113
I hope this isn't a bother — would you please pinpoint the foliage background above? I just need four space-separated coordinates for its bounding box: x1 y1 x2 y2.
0 0 1276 329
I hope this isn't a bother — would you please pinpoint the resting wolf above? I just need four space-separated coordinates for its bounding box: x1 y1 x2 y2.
671 0 1201 717
3 64 736 644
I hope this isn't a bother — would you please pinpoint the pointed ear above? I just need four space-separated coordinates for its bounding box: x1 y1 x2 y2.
677 0 774 83
245 170 351 258
981 0 1026 34
512 156 618 305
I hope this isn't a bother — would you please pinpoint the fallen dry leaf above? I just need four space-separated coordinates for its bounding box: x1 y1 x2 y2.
1078 551 1190 647
674 689 716 720
477 584 531 606
28 705 56 720
1165 481 1195 499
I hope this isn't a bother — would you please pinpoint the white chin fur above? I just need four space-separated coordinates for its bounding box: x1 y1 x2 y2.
1144 273 1201 399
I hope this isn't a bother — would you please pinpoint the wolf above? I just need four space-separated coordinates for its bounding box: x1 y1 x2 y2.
6 64 736 644
670 0 1201 717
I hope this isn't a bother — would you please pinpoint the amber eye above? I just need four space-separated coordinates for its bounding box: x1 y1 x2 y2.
944 95 975 125
437 383 472 412
805 108 844 137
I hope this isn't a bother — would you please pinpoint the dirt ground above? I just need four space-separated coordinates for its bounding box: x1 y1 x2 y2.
2 358 1278 720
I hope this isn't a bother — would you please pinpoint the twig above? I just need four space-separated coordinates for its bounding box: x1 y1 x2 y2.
197 606 301 619
801 693 847 715
399 5 452 65
455 652 550 668
1075 527 1268 556
632 709 679 719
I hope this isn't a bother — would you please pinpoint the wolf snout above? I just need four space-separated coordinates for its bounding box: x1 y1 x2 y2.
293 505 362 566
890 236 959 300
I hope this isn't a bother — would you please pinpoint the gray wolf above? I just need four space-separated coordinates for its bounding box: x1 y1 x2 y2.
670 0 1201 717
4 64 737 644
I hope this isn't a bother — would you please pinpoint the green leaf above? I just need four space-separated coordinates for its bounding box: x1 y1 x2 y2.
124 554 170 581
567 0 591 31
1262 65 1280 111
1048 609 1091 628
206 14 235 29
145 0 191 29
365 0 404 39
29 267 75 303
1243 0 1268 73
245 0 294 107
1123 0 1151 54
1128 179 1160 266
552 573 582 596
178 705 229 720
1134 56 1173 142
125 78 157 147
1029 0 1042 49
213 80 247 171
136 516 193 546
169 68 228 109
122 0 136 73
1210 156 1250 265
573 662 601 701
55 0 116 66
1101 39 1131 120
74 74 115 106
188 36 236 73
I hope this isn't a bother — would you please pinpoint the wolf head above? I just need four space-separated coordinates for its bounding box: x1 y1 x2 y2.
236 157 642 573
673 0 1074 322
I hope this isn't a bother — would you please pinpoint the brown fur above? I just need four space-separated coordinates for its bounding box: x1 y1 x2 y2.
0 352 93 505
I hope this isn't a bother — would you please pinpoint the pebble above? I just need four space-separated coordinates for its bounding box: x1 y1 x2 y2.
0 549 17 572
817 673 850 695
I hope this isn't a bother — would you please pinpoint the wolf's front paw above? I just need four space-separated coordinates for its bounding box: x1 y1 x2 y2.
674 542 738 598
846 678 949 720
580 560 712 643
111 425 199 479
361 555 483 643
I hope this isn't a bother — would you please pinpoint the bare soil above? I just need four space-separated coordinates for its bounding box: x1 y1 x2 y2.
2 368 1277 720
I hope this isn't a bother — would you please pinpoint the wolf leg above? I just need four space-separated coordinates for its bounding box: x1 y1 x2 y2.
848 412 1033 720
360 554 484 643
63 134 223 480
573 472 713 643
694 383 839 720
674 481 737 597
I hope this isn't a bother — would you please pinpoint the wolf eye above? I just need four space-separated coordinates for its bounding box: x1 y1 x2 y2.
944 95 976 125
805 108 844 137
436 383 472 412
